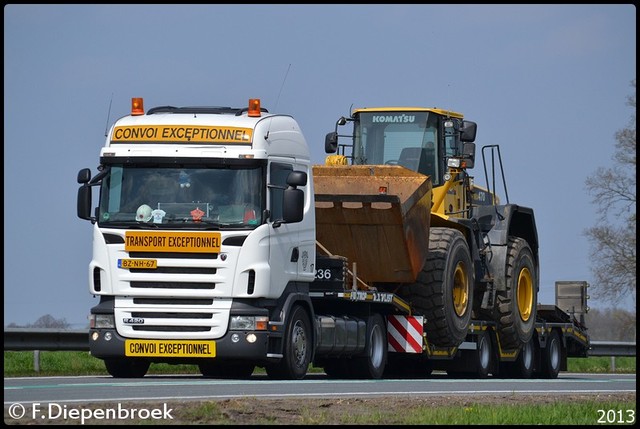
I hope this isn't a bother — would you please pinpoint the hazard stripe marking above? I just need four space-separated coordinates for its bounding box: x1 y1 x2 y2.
387 315 423 353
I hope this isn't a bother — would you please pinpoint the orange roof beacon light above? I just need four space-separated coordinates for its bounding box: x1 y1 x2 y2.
248 98 261 117
131 97 145 116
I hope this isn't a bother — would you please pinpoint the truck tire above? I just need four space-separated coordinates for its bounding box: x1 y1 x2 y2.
266 305 312 380
104 358 150 378
497 237 538 350
349 313 387 379
540 330 561 379
199 361 255 379
401 227 473 347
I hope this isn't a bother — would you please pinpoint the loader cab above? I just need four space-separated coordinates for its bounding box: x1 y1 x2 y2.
325 108 477 187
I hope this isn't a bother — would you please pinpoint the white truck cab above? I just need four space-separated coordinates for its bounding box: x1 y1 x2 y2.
78 98 316 378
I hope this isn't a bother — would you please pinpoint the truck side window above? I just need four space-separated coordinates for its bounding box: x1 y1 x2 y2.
269 163 293 221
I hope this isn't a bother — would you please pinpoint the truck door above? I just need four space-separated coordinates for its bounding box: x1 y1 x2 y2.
268 160 302 296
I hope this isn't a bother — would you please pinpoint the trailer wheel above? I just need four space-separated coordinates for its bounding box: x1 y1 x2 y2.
266 305 312 380
350 313 387 379
199 361 255 379
501 337 535 378
540 330 561 379
497 237 538 350
104 358 149 378
475 331 493 378
401 228 473 347
516 337 535 378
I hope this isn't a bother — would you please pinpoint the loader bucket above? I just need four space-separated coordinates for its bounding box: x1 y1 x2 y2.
313 165 432 284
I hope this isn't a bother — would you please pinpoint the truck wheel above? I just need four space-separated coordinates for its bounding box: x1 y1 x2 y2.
475 331 493 378
104 358 149 378
349 313 387 379
199 361 255 379
497 237 538 350
401 228 473 347
540 330 561 379
266 305 312 380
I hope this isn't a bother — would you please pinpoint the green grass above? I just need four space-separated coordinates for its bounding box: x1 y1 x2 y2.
4 352 635 425
568 355 636 373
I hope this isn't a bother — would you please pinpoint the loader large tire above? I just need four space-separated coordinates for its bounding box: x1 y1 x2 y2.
497 237 538 350
400 227 473 347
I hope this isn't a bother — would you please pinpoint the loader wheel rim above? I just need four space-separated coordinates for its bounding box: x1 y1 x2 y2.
452 261 469 317
517 268 533 322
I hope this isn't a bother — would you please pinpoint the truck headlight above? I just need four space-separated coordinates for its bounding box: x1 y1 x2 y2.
90 314 115 329
230 316 268 331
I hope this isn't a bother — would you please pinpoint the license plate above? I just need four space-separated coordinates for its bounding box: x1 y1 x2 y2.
118 259 157 269
125 340 216 357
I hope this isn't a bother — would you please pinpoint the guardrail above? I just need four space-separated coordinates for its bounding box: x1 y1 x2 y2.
589 340 636 357
3 329 636 373
4 328 89 351
3 328 636 355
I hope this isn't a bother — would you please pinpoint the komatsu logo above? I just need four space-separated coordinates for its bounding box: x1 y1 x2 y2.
372 114 416 123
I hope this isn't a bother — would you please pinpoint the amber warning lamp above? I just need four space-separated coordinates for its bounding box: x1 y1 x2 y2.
248 98 261 117
131 97 145 116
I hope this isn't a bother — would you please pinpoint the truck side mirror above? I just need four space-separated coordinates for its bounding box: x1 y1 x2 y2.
287 170 307 187
77 184 92 220
281 170 306 223
78 168 91 184
283 188 304 223
325 132 338 154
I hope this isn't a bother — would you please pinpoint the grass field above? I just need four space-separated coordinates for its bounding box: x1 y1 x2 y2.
3 350 636 377
4 352 635 425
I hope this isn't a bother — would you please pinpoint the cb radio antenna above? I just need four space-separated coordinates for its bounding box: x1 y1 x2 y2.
273 63 291 112
265 64 291 140
104 93 114 138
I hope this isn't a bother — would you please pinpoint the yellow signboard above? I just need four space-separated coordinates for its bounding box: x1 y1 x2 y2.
112 125 253 144
125 231 221 253
125 339 216 357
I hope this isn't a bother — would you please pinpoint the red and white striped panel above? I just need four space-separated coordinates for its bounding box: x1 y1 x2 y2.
387 315 423 353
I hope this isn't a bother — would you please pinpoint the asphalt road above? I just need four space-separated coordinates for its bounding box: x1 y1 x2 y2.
4 372 635 405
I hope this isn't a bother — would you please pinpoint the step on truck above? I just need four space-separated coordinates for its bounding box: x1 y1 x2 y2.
77 97 589 379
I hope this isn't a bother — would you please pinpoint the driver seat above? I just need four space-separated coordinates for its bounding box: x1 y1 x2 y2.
398 147 434 176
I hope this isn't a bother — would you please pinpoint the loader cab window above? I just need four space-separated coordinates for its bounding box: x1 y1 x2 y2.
353 111 440 185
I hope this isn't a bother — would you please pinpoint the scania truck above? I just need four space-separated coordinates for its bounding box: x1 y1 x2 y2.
77 97 589 380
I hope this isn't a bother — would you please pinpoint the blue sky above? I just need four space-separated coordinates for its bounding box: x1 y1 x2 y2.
4 4 636 327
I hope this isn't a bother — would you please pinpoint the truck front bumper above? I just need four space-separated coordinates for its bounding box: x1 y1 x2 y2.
88 328 271 362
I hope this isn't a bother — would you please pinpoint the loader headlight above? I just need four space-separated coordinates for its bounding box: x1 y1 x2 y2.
447 158 461 168
230 315 268 331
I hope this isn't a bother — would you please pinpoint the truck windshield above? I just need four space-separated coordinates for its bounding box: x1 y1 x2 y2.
353 111 440 184
97 163 264 229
